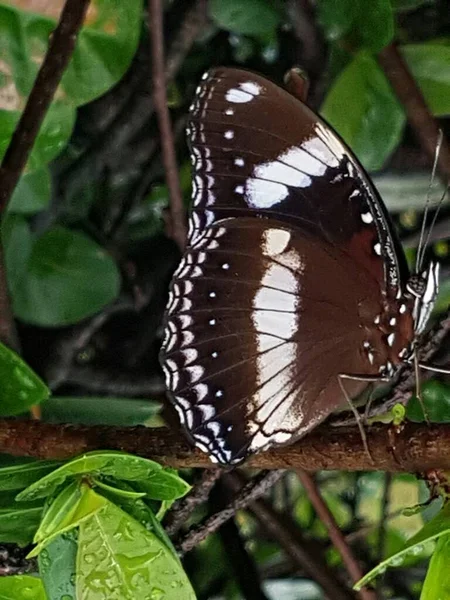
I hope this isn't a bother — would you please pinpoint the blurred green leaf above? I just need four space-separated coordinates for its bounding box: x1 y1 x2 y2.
8 168 51 215
353 0 394 52
0 460 61 492
42 396 161 426
39 532 78 600
209 0 281 37
0 341 49 416
0 102 76 172
9 226 120 326
321 51 405 171
2 214 32 287
0 575 46 599
17 451 188 502
355 501 450 589
77 495 196 600
407 380 450 422
0 1 141 107
317 0 393 50
420 534 450 599
317 0 357 41
402 43 450 117
28 484 108 558
0 506 42 545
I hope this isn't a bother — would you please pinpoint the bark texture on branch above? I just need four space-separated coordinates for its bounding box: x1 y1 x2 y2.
0 419 448 472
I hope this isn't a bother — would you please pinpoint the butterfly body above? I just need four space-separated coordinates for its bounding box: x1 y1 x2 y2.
161 68 439 465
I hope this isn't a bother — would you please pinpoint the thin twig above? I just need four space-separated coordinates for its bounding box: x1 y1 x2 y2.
378 43 450 181
165 469 222 537
212 481 269 600
149 0 187 250
223 472 355 600
0 0 90 211
177 471 285 554
297 470 376 600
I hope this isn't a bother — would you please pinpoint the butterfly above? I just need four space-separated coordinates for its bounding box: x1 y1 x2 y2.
160 67 439 466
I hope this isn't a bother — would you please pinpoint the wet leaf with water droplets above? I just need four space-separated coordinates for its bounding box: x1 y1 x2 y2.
77 493 196 600
420 533 450 599
0 341 49 416
28 484 107 558
39 532 77 600
0 460 61 492
355 501 450 590
0 575 46 599
18 451 189 502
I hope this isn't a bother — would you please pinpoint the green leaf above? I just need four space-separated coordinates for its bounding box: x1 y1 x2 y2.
209 0 282 37
77 495 196 600
317 0 393 50
0 506 42 546
0 341 49 416
401 43 450 117
420 534 450 599
321 51 405 171
0 575 46 600
355 501 450 589
2 214 33 290
406 380 450 422
133 470 192 501
9 226 120 326
39 532 77 600
352 0 394 52
8 168 51 215
0 1 141 107
17 451 183 501
317 0 357 41
95 481 180 560
42 396 161 426
93 478 147 500
0 101 76 172
34 481 82 544
0 460 61 492
28 484 108 558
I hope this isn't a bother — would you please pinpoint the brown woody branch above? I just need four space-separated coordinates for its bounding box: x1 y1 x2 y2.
149 0 187 250
0 0 90 211
1 419 450 472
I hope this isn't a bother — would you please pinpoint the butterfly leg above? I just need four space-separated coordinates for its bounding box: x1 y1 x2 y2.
414 352 430 424
338 374 385 464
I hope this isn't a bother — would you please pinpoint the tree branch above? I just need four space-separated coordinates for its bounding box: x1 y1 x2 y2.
149 0 187 250
0 0 90 211
297 471 376 600
378 43 450 181
0 419 450 472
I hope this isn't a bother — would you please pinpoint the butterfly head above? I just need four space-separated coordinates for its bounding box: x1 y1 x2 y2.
407 261 440 337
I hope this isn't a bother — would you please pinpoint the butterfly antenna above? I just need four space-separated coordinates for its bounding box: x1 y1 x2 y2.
416 130 444 271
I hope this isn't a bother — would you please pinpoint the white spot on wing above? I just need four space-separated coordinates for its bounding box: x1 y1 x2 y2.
245 179 288 208
225 88 253 103
362 212 373 224
261 229 290 256
240 81 261 95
